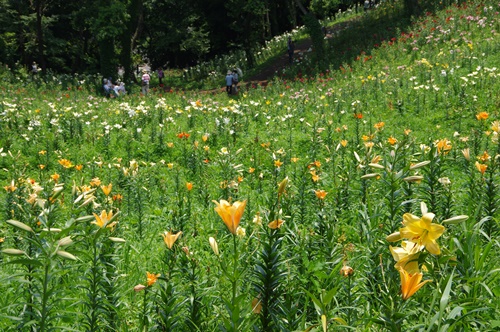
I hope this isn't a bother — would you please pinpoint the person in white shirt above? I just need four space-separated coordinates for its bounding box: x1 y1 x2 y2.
232 69 239 94
141 70 151 95
114 81 126 95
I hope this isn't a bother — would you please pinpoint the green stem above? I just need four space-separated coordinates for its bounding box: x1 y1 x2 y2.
232 234 238 304
347 276 351 325
231 234 239 332
142 287 148 331
90 236 99 331
39 262 50 332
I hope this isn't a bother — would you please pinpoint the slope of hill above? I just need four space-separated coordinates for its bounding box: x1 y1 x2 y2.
0 1 499 331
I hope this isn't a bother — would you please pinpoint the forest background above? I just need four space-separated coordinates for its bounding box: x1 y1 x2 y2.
0 0 421 82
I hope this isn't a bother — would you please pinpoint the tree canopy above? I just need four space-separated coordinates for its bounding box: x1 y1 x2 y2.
0 0 359 78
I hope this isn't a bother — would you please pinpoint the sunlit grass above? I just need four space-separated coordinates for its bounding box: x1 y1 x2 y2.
1 0 499 331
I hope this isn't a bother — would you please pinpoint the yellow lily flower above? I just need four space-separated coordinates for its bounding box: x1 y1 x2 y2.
399 267 432 300
161 231 183 249
92 210 116 229
90 177 101 187
3 180 17 192
268 219 284 229
58 158 74 168
101 183 112 196
213 199 247 235
389 241 422 274
400 212 445 255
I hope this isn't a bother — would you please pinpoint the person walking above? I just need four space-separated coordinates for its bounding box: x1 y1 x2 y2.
157 67 164 85
287 37 295 64
141 70 151 95
232 69 239 95
31 61 39 78
225 70 233 95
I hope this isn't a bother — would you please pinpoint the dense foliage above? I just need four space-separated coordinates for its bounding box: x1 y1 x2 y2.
0 0 356 79
1 0 499 331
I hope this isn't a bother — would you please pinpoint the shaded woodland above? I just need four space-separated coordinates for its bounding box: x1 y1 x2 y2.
0 0 371 79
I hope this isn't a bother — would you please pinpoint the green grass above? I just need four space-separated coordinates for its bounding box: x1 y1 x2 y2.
0 1 499 331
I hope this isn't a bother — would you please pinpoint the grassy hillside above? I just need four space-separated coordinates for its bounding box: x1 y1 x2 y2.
1 1 499 331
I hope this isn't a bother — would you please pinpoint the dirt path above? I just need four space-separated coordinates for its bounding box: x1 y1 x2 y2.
195 18 358 94
243 20 356 88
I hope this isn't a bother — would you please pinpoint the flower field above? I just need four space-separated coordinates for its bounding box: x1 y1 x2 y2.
1 1 500 331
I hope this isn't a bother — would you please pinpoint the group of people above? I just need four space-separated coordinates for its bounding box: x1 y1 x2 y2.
103 65 244 97
102 66 154 97
225 69 240 95
140 67 164 95
103 77 127 97
364 0 376 11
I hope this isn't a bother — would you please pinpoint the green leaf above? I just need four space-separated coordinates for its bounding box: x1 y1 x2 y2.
333 316 348 325
491 321 500 328
440 269 454 315
446 306 462 321
6 258 42 266
322 287 338 307
304 288 324 314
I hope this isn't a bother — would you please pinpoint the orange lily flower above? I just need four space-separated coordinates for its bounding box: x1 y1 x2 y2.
146 272 161 286
213 199 247 234
399 267 432 300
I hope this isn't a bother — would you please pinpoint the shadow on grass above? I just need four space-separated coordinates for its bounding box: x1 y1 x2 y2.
286 1 460 78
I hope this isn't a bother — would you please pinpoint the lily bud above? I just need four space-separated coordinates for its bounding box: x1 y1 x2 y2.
340 265 354 277
278 176 289 196
6 220 33 233
56 250 77 261
2 248 26 256
51 184 65 200
462 148 470 161
109 237 126 243
361 173 381 179
409 161 430 170
442 215 468 225
134 284 147 292
58 236 73 247
209 237 219 256
368 163 385 169
386 231 402 242
403 175 424 182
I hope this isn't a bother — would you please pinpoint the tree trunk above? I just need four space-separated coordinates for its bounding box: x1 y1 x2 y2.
99 37 115 79
404 0 421 16
126 0 143 83
35 0 46 71
294 0 307 15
